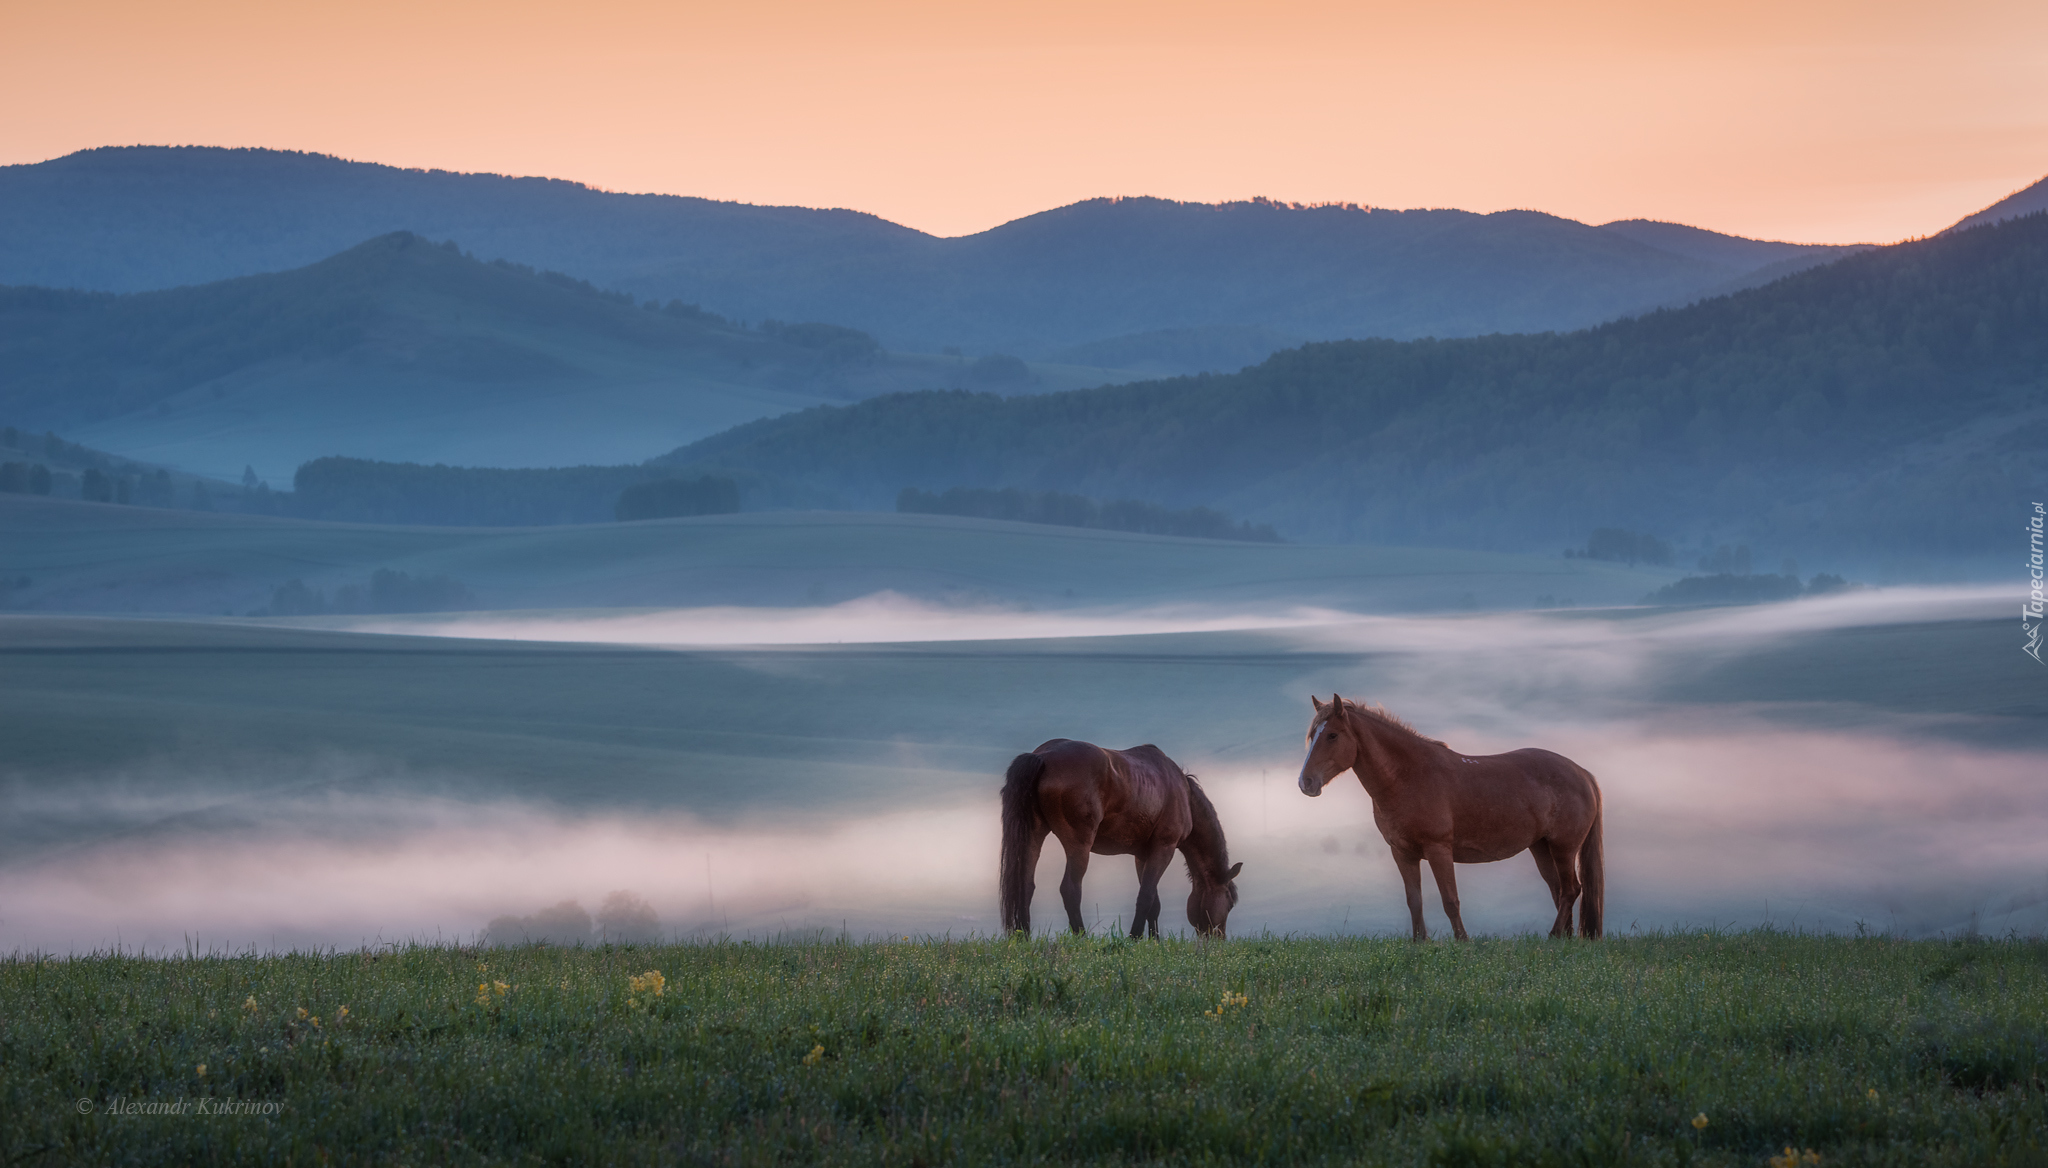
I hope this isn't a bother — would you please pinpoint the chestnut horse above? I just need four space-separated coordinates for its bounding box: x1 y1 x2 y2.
1298 696 1603 940
1000 739 1242 938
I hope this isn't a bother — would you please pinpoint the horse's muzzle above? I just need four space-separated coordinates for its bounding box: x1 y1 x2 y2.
1297 768 1324 797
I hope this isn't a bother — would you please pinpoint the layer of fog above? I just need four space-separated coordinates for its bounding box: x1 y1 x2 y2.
6 584 2035 954
324 584 2008 649
4 719 2041 955
329 592 1359 645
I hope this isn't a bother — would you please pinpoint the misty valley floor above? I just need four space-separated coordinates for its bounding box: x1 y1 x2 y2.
4 933 2044 1166
1 591 2045 953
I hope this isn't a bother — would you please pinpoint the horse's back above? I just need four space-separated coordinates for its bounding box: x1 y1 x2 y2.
1489 747 1600 822
1113 743 1184 781
1501 747 1597 784
1026 739 1191 850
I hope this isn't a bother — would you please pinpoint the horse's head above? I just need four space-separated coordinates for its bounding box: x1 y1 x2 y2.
1298 694 1356 797
1186 861 1243 938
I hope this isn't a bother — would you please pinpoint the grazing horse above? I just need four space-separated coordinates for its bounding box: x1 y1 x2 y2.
1297 696 1603 940
1000 739 1242 938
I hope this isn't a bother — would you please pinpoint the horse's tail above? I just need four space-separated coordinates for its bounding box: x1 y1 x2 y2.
1578 801 1605 939
999 752 1046 934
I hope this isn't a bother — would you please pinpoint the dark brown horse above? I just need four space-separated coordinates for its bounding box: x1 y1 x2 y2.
1298 695 1603 940
1000 739 1242 938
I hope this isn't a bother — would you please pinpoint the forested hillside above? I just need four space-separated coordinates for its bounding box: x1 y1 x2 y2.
2 147 1854 367
0 233 1127 482
655 214 2048 567
0 232 862 429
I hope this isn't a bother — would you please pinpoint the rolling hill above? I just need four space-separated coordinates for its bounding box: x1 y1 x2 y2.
1 147 1858 368
0 233 1134 484
0 495 1668 617
649 213 2048 570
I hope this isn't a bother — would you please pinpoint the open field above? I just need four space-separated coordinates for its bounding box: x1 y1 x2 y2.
4 933 2045 1166
3 584 2041 953
0 496 1672 615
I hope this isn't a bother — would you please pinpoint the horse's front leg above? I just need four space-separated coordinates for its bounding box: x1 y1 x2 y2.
1393 850 1428 941
1131 847 1174 939
1058 838 1093 935
1424 845 1469 940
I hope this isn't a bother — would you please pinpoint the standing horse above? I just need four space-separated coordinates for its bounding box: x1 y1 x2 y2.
1298 695 1603 940
1000 739 1242 938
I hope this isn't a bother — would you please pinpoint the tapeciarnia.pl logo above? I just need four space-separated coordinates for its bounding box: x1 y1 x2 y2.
2026 502 2044 664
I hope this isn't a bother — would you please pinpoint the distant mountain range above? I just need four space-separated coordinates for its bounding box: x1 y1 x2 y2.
651 212 2048 568
0 232 1133 482
1 147 1867 371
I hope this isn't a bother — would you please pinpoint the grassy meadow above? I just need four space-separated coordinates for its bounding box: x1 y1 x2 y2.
5 932 2044 1166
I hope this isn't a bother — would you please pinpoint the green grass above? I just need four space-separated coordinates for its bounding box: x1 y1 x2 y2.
6 933 2044 1166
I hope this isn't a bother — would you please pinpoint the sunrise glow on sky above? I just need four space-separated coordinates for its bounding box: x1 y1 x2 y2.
4 0 2044 243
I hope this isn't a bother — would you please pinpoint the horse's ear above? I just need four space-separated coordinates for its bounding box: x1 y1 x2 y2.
1226 862 1243 880
1331 693 1344 710
1310 695 1326 711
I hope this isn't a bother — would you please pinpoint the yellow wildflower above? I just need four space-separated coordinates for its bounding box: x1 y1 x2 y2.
335 1006 349 1023
1866 1088 1878 1102
626 970 665 1009
195 1064 206 1077
1204 990 1250 1019
296 1007 308 1020
242 996 258 1016
1692 1113 1708 1130
803 1044 825 1066
1768 1147 1821 1168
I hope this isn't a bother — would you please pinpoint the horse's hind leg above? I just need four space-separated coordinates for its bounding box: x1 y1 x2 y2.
1057 837 1094 935
1424 845 1469 941
1131 847 1174 939
1531 843 1572 938
1019 826 1049 934
1393 851 1429 941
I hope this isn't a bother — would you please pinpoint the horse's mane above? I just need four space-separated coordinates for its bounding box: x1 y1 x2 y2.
1320 700 1447 748
1179 773 1238 905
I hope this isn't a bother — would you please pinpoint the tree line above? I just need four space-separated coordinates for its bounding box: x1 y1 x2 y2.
0 424 264 511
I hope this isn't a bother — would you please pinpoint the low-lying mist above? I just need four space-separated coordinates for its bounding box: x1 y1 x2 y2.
4 586 2038 953
329 591 1360 645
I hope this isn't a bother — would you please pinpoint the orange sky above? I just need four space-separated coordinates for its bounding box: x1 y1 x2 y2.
4 0 2044 243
